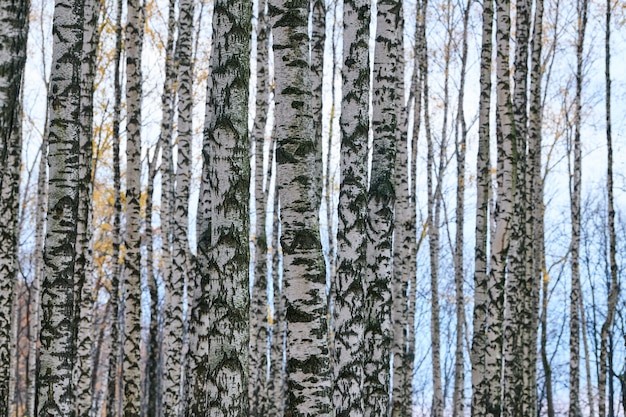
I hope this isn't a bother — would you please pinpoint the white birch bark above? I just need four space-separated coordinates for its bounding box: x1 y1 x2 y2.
483 0 517 415
334 0 370 415
249 1 272 414
29 118 48 417
143 140 161 417
268 193 286 417
452 3 470 416
37 0 87 414
0 0 28 413
598 1 619 414
187 0 251 415
122 0 144 413
425 78 443 417
106 1 124 415
268 0 332 414
74 1 99 414
162 1 195 414
501 0 539 413
363 2 403 415
470 0 493 415
157 0 178 415
525 0 545 413
569 0 588 415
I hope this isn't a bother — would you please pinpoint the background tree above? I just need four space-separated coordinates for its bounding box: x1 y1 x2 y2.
598 0 619 414
0 0 29 414
121 0 144 413
451 2 471 416
569 0 588 415
74 0 100 414
470 7 492 395
106 1 124 415
249 0 272 414
157 0 179 414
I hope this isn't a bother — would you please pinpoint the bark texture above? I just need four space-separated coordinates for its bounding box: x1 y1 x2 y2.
569 0 588 415
484 0 517 414
157 0 178 414
469 11 493 409
599 0 619 414
364 1 403 416
73 0 99 414
187 0 251 415
334 0 370 414
122 0 144 414
0 0 28 414
106 0 123 415
452 3 471 416
269 0 332 414
37 0 86 414
249 1 271 414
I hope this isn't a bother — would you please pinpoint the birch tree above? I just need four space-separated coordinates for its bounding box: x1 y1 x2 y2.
501 0 531 410
452 2 471 416
598 1 619 414
37 0 89 413
74 0 100 414
569 0 588 415
334 0 370 414
122 0 144 413
187 0 251 414
471 0 494 389
106 1 124 415
157 0 178 414
524 0 545 412
481 0 518 414
268 0 332 414
500 0 544 412
29 68 49 417
162 0 195 413
364 1 403 415
0 0 28 413
249 1 272 414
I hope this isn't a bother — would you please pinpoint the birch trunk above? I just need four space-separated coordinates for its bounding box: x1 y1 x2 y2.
470 0 493 414
484 0 517 414
0 0 28 413
37 0 87 413
452 3 471 416
390 6 416 415
106 0 124 415
156 0 177 415
364 2 403 415
502 0 529 409
268 0 332 414
569 0 588 415
249 1 272 414
425 74 443 417
29 110 48 417
268 192 286 417
187 0 251 414
525 0 545 413
144 142 160 417
599 0 619 414
74 1 99 414
122 0 144 413
334 0 370 414
163 1 195 412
